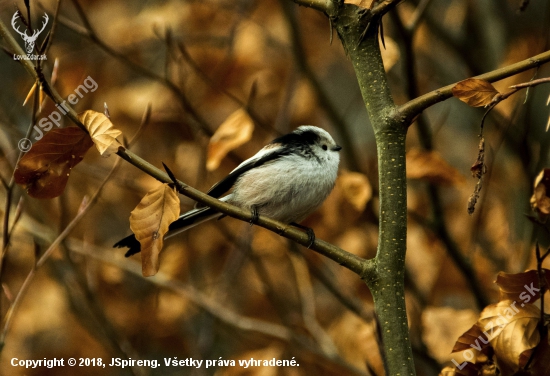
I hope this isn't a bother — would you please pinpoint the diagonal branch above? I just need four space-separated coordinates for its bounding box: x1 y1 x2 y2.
398 49 550 123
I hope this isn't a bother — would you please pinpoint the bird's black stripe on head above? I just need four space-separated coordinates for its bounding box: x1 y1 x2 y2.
270 129 321 147
271 128 323 164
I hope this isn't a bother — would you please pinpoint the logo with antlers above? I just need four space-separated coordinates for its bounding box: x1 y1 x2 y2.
11 12 49 54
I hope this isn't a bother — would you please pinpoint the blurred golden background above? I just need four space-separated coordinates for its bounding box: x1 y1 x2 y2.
0 0 549 375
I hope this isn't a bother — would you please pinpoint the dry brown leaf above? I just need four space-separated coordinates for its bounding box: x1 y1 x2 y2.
478 301 540 373
130 184 180 276
338 171 372 211
495 269 550 303
438 364 481 376
530 168 550 218
406 148 466 185
207 108 254 171
452 78 499 107
452 323 489 354
14 127 93 199
78 110 122 156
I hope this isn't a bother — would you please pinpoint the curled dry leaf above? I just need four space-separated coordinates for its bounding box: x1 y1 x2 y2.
78 110 122 156
207 108 254 171
406 148 466 186
14 127 93 199
452 323 488 354
478 301 540 372
495 269 550 303
452 78 499 107
530 168 550 219
338 171 372 211
130 184 180 276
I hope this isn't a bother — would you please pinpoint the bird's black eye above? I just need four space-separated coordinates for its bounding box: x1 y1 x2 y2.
322 144 328 150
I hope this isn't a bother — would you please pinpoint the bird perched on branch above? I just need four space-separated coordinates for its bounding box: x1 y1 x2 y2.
114 125 342 256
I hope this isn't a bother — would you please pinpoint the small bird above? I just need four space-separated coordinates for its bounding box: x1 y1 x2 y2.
114 125 342 257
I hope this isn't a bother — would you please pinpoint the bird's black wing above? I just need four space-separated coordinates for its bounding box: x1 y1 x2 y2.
204 147 290 199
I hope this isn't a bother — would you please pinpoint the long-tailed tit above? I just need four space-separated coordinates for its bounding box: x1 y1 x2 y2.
114 125 342 256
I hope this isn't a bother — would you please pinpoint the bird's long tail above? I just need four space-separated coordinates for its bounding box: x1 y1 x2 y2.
114 203 224 257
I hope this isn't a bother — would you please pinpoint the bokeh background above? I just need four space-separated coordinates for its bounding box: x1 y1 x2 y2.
0 0 550 375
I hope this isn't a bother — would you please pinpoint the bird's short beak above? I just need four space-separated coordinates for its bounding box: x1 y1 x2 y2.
333 145 342 151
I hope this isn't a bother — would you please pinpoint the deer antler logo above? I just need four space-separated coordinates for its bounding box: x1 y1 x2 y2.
11 12 49 54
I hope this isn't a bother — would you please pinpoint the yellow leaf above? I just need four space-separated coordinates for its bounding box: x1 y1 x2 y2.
78 110 122 156
338 171 372 211
478 301 540 372
207 108 254 171
452 78 499 107
130 184 181 276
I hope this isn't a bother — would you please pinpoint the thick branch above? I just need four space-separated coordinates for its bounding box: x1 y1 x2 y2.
333 4 413 374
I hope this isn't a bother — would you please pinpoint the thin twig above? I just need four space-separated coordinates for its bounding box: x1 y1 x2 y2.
407 0 433 32
176 41 274 134
42 0 61 56
127 104 152 149
371 0 406 18
398 49 550 123
63 0 212 136
1 77 41 286
0 157 122 349
288 248 339 357
67 239 370 376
